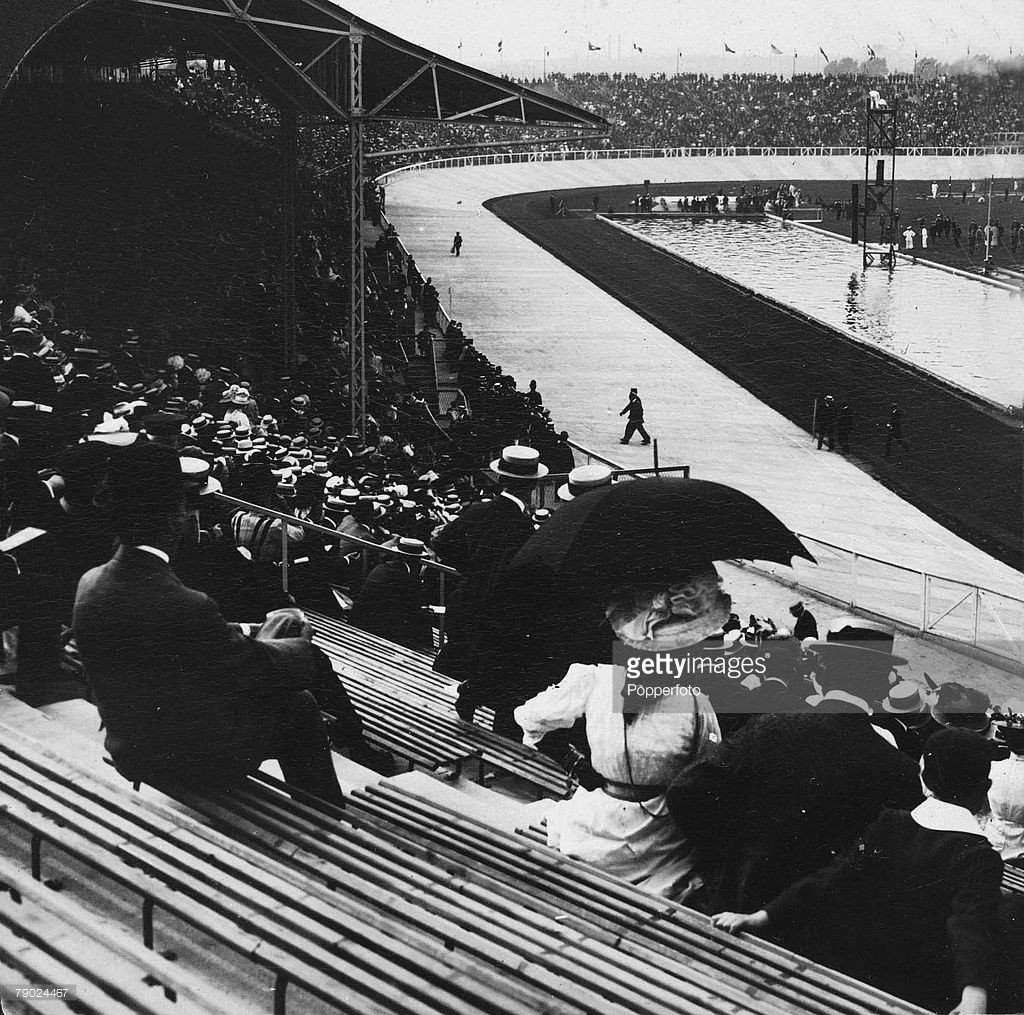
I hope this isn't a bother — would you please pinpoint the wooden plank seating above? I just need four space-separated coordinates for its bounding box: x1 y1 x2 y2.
0 701 938 1015
307 609 573 798
342 783 930 1015
157 764 928 1015
0 723 552 1015
0 854 228 1015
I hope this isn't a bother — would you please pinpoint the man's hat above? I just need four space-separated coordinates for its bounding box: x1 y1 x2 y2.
881 681 929 715
396 537 429 556
98 441 184 521
220 384 251 405
179 455 222 497
489 445 548 480
557 463 613 502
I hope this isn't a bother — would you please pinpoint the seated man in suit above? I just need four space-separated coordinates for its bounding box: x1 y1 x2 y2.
73 442 350 802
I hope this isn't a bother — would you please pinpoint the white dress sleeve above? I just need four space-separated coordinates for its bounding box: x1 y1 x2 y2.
514 664 596 748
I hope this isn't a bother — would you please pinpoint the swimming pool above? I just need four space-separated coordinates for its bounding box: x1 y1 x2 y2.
622 217 1023 408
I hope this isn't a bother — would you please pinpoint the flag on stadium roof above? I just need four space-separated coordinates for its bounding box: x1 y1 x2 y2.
588 42 601 51
867 44 876 58
819 46 829 62
770 44 783 55
632 42 643 52
724 42 736 53
497 40 503 53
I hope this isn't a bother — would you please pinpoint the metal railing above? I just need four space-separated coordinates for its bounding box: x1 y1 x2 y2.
377 144 1024 183
525 443 1024 667
214 492 458 642
764 533 1024 668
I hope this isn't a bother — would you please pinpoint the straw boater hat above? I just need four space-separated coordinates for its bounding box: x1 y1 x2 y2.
220 384 251 406
179 455 222 497
489 445 548 480
396 537 429 557
326 486 361 511
881 681 929 715
557 463 613 502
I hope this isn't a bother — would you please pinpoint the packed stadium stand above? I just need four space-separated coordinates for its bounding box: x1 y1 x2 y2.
2 2 1024 1013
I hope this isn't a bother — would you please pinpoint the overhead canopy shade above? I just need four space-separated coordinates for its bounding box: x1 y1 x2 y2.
0 0 608 131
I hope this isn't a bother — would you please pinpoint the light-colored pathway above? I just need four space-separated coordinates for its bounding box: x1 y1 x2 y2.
385 158 1024 658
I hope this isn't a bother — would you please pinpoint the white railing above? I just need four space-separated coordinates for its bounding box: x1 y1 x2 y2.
759 533 1024 668
562 448 1024 667
377 144 1024 183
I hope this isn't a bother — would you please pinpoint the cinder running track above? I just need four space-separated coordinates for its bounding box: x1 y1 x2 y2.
384 157 1024 628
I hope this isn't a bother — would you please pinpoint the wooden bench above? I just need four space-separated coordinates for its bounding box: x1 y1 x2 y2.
342 782 928 1015
307 610 573 798
0 853 229 1015
165 760 929 1015
0 709 931 1015
0 724 550 1015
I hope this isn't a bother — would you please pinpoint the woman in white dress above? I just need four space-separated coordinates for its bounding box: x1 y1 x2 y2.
515 567 728 898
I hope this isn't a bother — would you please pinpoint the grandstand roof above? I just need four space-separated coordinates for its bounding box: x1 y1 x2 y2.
0 0 608 131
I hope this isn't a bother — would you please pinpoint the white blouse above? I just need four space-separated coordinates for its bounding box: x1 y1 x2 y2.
515 663 720 787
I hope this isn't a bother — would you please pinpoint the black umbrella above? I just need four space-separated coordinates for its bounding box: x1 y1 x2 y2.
503 477 814 610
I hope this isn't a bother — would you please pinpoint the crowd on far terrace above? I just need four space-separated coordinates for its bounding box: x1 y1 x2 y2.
551 70 1024 149
135 65 1024 179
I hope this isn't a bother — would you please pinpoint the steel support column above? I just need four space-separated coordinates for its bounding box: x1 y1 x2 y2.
348 30 366 438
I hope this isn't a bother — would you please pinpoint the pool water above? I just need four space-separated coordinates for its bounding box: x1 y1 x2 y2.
623 217 1023 408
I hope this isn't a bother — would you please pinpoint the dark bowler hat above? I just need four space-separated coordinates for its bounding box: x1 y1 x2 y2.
99 441 185 521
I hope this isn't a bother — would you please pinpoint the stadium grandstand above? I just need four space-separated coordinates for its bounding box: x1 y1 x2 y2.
1 2 1024 1014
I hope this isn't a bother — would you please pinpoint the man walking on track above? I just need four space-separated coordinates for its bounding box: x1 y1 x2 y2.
619 387 651 445
451 231 463 257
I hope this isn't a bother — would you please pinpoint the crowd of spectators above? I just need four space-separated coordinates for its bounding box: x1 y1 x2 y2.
3 70 1024 1015
105 66 1024 180
551 71 1024 149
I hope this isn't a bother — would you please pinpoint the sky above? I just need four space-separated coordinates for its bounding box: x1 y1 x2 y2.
339 0 1022 76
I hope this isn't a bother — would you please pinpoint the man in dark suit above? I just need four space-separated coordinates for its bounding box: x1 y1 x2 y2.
666 711 922 914
0 326 59 406
432 445 545 732
73 442 345 803
711 729 1006 1015
619 387 651 445
350 537 434 652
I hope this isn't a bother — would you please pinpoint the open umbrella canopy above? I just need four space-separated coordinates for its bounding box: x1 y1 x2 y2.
504 477 814 609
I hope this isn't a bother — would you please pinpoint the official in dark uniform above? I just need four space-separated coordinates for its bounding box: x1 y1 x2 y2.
619 387 651 445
